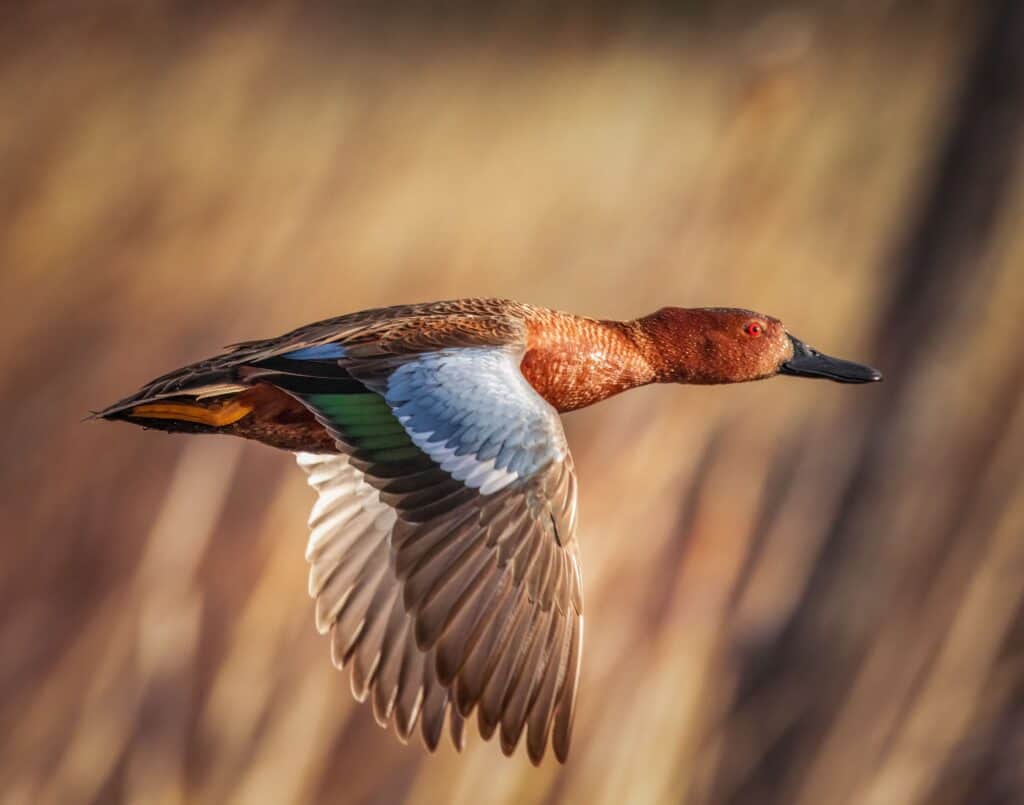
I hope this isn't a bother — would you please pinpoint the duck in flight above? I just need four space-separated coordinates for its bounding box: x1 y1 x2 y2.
98 298 881 765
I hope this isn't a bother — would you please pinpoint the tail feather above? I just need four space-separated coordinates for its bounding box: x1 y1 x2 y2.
94 381 248 421
125 399 254 427
93 350 359 454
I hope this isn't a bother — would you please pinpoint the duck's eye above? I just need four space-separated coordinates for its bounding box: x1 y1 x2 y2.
745 322 764 337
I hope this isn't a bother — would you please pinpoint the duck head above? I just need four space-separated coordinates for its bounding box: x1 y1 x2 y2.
642 307 882 385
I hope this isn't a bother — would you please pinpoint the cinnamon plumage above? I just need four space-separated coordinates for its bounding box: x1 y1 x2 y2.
97 298 881 764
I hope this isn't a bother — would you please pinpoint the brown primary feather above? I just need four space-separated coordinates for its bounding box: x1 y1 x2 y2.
477 593 536 740
453 571 519 716
527 614 573 763
350 577 397 699
362 458 583 763
297 441 583 765
552 615 583 763
500 606 558 754
300 453 462 752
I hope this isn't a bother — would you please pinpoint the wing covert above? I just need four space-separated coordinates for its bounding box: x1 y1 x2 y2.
295 346 584 763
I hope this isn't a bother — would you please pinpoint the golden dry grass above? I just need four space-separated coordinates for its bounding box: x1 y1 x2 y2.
2 3 1023 804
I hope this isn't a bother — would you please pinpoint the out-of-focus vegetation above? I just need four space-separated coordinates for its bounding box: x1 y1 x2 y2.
2 2 1023 803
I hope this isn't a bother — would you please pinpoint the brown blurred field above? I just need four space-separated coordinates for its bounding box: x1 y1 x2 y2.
2 2 1023 804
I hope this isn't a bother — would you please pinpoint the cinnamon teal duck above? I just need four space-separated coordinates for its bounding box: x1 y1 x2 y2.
98 298 881 764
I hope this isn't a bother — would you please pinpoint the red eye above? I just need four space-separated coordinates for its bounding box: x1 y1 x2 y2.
745 322 764 337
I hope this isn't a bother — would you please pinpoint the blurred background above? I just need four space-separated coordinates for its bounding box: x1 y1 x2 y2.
3 1 1023 803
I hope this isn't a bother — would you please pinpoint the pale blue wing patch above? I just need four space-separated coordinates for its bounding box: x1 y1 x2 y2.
384 348 567 495
285 343 348 360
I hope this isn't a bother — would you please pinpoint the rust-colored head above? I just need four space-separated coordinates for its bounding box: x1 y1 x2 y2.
637 307 882 385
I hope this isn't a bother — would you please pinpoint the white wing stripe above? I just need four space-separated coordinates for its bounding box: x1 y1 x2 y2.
406 427 519 495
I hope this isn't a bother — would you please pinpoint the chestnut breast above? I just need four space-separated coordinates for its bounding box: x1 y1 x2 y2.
519 314 655 413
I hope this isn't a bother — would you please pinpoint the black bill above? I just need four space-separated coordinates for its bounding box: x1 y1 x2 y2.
780 335 883 384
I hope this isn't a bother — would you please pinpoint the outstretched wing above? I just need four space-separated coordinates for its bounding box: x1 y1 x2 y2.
295 346 583 764
298 452 466 752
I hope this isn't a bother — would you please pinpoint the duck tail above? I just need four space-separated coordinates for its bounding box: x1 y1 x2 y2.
92 340 369 451
92 361 253 435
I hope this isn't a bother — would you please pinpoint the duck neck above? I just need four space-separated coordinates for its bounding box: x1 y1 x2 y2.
521 313 659 412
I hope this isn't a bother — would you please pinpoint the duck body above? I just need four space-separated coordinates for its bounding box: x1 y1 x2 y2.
98 297 880 764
